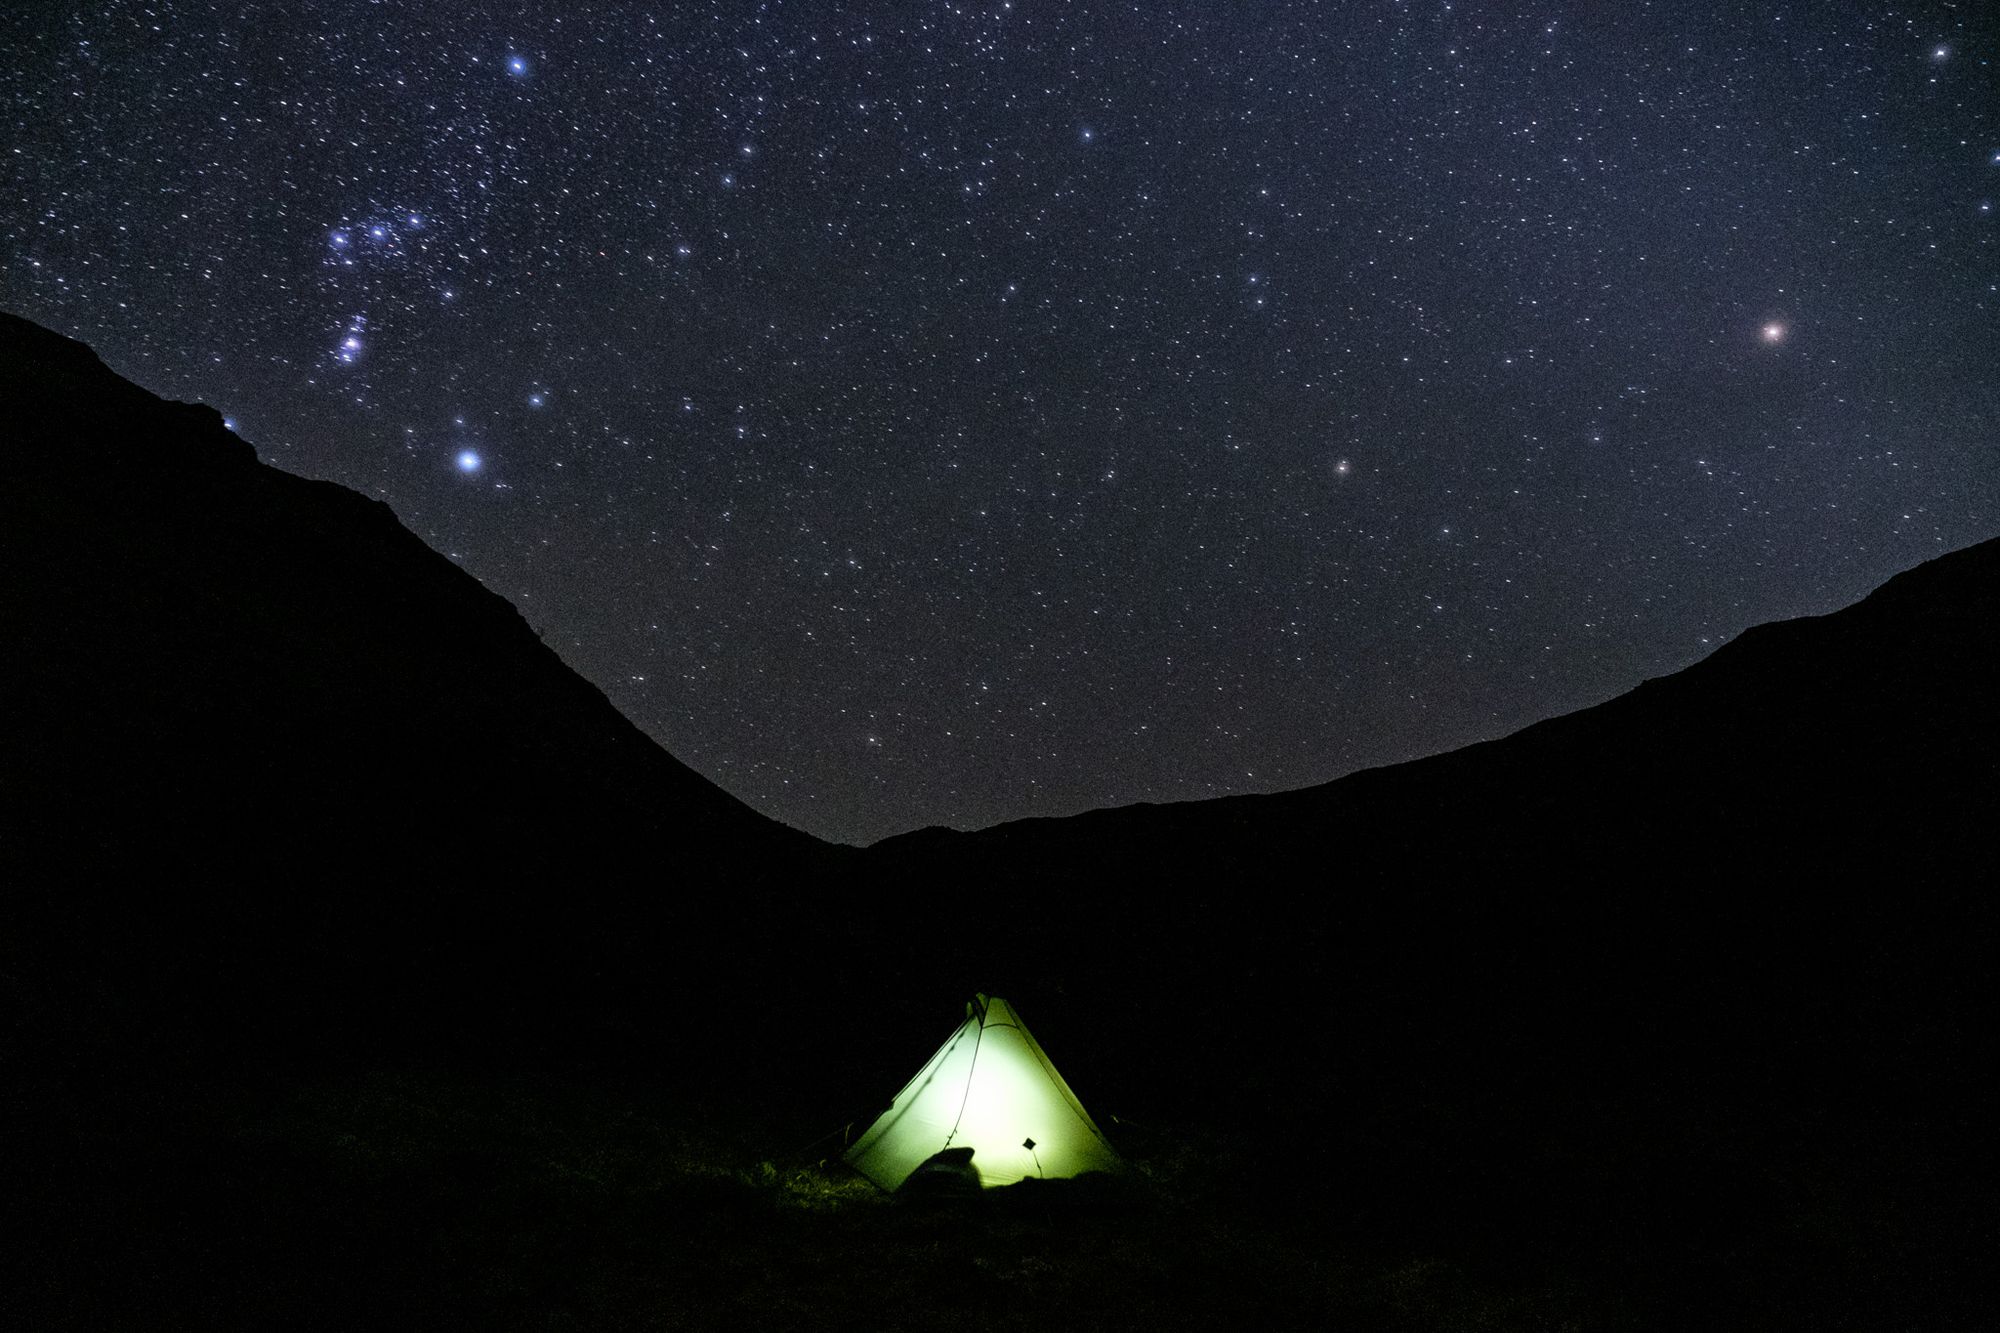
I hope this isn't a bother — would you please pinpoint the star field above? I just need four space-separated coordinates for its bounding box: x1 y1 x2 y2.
5 2 1997 843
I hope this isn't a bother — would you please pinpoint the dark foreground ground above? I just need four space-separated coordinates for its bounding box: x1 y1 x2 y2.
10 1043 1980 1332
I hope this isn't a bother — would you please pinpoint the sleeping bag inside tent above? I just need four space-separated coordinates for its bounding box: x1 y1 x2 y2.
844 994 1123 1190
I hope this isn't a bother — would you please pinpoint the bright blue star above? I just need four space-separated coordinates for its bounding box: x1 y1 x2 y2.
528 392 546 408
507 54 529 76
456 450 483 473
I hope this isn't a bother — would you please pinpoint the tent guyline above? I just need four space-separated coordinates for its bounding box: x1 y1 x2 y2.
942 1007 986 1149
844 994 1123 1191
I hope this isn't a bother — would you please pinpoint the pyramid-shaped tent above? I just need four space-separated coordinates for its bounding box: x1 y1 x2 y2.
845 994 1122 1190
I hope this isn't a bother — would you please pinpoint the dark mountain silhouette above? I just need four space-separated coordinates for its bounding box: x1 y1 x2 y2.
0 310 835 1064
870 520 1998 1031
1 311 810 876
3 309 1990 1328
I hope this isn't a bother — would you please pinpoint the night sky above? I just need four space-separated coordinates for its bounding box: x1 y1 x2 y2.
5 3 1995 844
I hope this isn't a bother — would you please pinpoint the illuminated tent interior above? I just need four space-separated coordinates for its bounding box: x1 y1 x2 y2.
845 994 1123 1191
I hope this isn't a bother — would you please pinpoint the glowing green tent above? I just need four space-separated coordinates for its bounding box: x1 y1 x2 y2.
845 994 1123 1190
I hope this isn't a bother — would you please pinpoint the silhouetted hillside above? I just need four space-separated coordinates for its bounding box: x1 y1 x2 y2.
1 311 816 873
877 529 1999 1035
879 532 1998 882
0 311 836 1063
865 521 1997 1121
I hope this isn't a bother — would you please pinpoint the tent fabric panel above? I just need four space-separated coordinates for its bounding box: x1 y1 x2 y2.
1010 1007 1114 1142
843 1016 982 1190
952 1019 1122 1185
